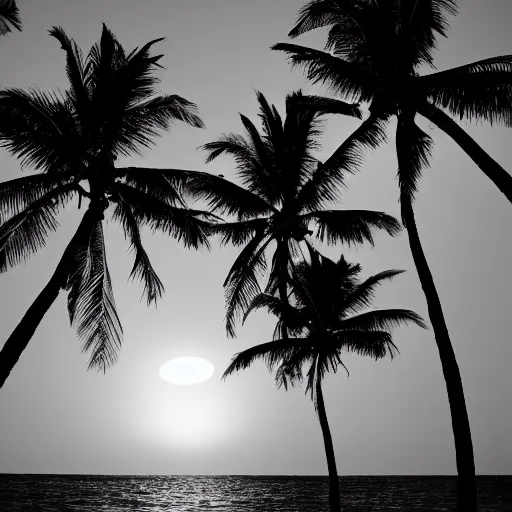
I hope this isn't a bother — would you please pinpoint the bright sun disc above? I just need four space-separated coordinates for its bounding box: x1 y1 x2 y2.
159 357 215 386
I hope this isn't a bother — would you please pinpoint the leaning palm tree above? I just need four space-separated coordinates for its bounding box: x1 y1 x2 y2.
184 90 401 337
224 250 426 512
0 0 21 36
272 1 511 507
0 25 213 389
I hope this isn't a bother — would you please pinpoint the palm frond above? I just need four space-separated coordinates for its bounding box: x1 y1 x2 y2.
65 220 123 372
224 233 272 338
200 133 275 201
342 269 405 314
340 309 428 333
400 0 458 68
116 166 189 207
296 115 387 212
288 0 363 39
48 26 89 112
419 56 512 126
0 173 76 221
183 170 276 220
0 88 82 172
286 93 362 119
272 43 377 103
111 200 164 306
209 218 270 246
307 209 401 246
330 329 399 360
113 182 212 250
222 338 307 379
281 90 327 199
255 90 285 149
395 114 433 205
0 0 21 35
0 183 75 272
112 95 204 157
243 292 306 334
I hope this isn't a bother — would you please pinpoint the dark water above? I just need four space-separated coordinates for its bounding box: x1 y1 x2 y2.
0 474 511 511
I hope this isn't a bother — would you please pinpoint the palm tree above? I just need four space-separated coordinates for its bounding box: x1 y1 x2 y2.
271 1 511 507
223 250 426 512
183 90 401 337
0 25 213 389
0 0 21 36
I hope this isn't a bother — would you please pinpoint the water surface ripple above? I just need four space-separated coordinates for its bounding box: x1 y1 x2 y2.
0 474 510 511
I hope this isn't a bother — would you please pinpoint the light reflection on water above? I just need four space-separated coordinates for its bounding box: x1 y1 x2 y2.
1 475 511 511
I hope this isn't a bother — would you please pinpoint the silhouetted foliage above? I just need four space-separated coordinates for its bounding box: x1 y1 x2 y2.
0 25 211 384
0 0 21 36
272 2 506 509
224 250 426 511
184 90 401 337
274 0 512 204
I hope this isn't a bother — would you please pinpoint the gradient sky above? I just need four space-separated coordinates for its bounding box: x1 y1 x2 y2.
0 0 510 476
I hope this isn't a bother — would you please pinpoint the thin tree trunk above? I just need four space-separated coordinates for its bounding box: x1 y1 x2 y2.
279 240 289 340
418 102 512 204
0 204 105 390
316 378 341 512
401 198 477 512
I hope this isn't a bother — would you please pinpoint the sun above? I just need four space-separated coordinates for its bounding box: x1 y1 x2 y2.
159 356 215 386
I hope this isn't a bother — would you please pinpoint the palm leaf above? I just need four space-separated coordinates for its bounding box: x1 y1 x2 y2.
296 115 387 212
306 209 401 246
0 0 21 35
66 220 123 372
116 166 189 207
224 233 273 338
183 170 276 220
286 93 362 119
222 338 308 379
329 329 399 361
0 184 76 272
0 173 76 221
48 26 89 114
0 88 82 172
400 0 458 68
209 218 270 247
395 114 433 205
115 95 204 156
338 309 427 332
112 200 164 306
113 182 212 250
342 269 405 314
272 43 377 103
418 56 512 126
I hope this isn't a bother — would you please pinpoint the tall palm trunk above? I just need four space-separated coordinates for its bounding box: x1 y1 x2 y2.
401 198 477 512
316 377 341 512
278 240 290 340
0 203 106 389
418 103 512 204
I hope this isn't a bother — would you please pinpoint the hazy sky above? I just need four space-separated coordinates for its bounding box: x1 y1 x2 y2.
0 0 510 476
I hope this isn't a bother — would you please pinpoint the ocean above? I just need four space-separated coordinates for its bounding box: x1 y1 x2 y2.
0 475 510 511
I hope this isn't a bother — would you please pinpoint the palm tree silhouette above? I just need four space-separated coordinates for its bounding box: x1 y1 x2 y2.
0 25 213 389
184 90 401 338
0 0 21 36
272 2 511 507
223 249 426 512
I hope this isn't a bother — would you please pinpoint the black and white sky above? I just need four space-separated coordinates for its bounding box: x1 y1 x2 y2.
0 0 510 475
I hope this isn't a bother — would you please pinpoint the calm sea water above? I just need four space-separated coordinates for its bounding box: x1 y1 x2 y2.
0 475 510 511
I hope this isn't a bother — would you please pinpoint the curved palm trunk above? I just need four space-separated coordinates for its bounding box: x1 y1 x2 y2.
315 378 341 512
0 204 106 390
401 198 476 512
419 103 512 204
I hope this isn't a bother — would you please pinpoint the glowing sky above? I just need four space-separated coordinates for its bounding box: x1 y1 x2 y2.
0 0 510 475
